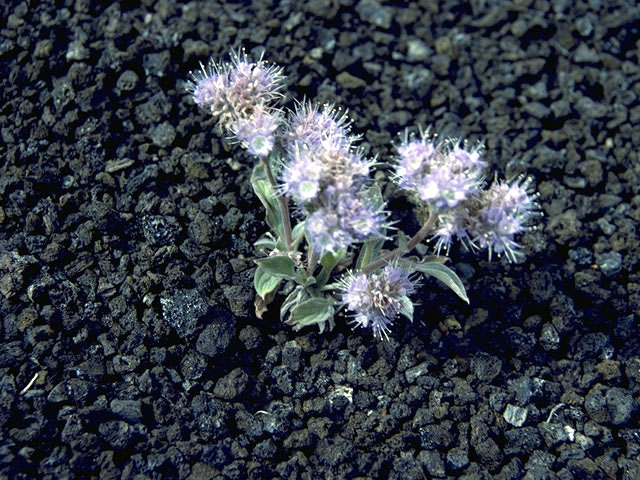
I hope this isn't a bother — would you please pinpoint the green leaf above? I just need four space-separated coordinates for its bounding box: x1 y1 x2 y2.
255 255 297 280
280 285 307 321
301 275 317 287
254 265 282 298
397 230 410 253
413 262 469 304
399 296 414 322
366 183 386 210
291 221 306 246
287 297 335 328
315 250 346 287
356 237 385 270
254 235 277 251
251 162 283 238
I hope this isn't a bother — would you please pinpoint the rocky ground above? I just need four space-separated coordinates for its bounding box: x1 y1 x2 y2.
1 0 640 478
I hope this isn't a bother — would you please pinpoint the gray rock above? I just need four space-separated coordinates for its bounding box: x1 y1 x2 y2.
539 323 560 351
504 427 543 456
110 399 143 423
575 16 593 36
116 70 139 93
161 289 209 338
180 352 207 381
585 384 637 426
504 404 528 427
569 247 593 266
239 325 262 350
539 422 573 448
149 121 176 148
282 340 301 372
595 251 622 278
356 0 392 29
406 39 431 62
574 43 600 63
474 438 504 472
523 101 551 119
419 424 454 450
471 353 502 383
214 368 249 400
196 307 236 358
142 215 180 247
405 362 430 383
112 354 140 374
446 447 469 472
572 332 612 360
417 450 445 478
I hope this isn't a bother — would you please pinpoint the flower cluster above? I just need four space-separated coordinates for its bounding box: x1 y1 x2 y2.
340 265 416 340
280 103 385 253
433 176 537 262
395 133 485 210
188 50 284 157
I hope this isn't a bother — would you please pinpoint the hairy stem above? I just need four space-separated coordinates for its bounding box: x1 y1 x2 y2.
361 209 437 273
260 157 292 250
307 246 319 275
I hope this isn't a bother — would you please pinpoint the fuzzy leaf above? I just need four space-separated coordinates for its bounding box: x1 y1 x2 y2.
287 297 334 328
280 286 304 320
399 296 414 322
255 255 297 280
254 265 282 299
397 230 410 253
356 237 385 270
413 262 469 304
254 235 277 251
251 162 283 238
315 250 346 286
291 221 306 248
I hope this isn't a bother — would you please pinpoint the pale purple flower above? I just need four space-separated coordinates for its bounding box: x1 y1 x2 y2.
187 51 284 143
227 58 284 109
284 102 354 152
306 208 350 253
190 70 229 112
281 148 324 201
432 176 537 261
395 135 485 209
233 107 280 157
341 265 416 340
432 210 471 255
305 190 385 254
468 178 536 262
395 139 436 181
281 133 373 206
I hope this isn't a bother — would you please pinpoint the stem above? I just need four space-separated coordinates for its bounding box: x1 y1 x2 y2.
307 246 319 275
361 209 438 274
260 157 292 251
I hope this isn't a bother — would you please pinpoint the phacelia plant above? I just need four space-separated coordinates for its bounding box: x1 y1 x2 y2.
187 50 539 339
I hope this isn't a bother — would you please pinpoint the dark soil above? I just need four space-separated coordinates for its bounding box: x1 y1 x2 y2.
2 0 640 479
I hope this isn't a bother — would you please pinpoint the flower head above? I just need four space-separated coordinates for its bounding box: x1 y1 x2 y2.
187 50 284 154
340 265 416 340
284 102 355 153
305 190 386 254
432 176 538 261
233 106 280 157
281 147 324 202
468 177 537 262
395 133 485 209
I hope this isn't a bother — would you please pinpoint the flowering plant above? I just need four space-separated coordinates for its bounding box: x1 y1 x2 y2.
187 50 538 340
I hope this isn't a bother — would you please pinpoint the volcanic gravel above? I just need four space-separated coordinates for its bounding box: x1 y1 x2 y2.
1 0 640 479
